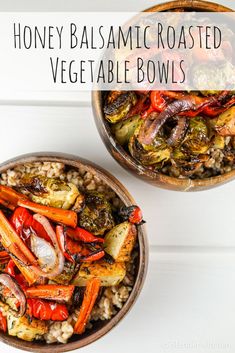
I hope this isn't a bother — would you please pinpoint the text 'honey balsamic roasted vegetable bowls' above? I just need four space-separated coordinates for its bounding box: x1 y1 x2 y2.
0 154 147 352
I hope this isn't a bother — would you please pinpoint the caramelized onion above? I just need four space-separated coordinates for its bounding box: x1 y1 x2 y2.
138 100 194 145
167 117 188 147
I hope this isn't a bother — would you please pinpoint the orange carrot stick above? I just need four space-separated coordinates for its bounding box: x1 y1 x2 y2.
0 197 15 211
0 251 10 264
0 185 27 206
74 278 100 334
18 199 77 228
11 257 39 286
25 284 75 302
0 210 37 266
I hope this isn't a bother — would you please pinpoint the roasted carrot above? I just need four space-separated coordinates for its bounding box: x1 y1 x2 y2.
18 199 77 228
74 278 100 334
0 185 27 207
0 250 10 264
12 257 39 286
0 210 37 266
25 284 75 303
0 197 15 211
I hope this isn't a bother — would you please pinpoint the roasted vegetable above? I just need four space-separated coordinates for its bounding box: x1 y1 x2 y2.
0 312 7 333
18 199 77 228
0 185 27 208
211 106 235 136
129 130 171 166
104 91 137 123
25 285 75 303
73 261 126 287
0 274 26 317
182 117 210 154
21 175 81 210
79 192 114 236
74 278 100 334
52 261 78 285
0 251 10 264
118 205 144 225
104 221 137 262
7 312 48 341
11 207 51 243
27 298 69 321
56 226 105 263
111 114 142 145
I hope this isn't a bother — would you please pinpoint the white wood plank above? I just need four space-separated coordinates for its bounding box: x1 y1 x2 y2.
0 104 235 247
1 251 235 353
0 0 233 12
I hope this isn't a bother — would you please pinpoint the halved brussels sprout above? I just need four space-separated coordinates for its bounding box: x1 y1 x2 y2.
111 114 142 145
210 106 235 136
104 91 137 124
182 117 210 155
129 133 171 166
79 192 115 236
21 175 81 210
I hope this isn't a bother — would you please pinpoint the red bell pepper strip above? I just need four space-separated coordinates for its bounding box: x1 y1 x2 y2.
5 259 16 277
27 298 69 321
56 225 76 262
0 312 7 333
128 206 143 225
25 284 74 303
11 207 51 243
150 91 166 112
5 259 30 290
74 278 101 334
56 226 103 263
66 227 104 244
81 249 105 262
18 199 77 228
0 210 37 266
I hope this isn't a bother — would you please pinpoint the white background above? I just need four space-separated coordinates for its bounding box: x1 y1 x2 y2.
0 1 235 353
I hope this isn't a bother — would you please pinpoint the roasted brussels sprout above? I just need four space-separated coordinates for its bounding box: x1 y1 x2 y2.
111 114 142 145
79 192 115 236
129 124 171 166
181 117 210 155
104 91 137 124
21 175 81 210
210 106 235 136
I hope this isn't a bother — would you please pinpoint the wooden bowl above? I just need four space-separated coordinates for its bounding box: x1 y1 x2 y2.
92 0 234 191
0 152 148 352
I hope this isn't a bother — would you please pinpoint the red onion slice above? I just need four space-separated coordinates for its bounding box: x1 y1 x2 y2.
0 273 26 317
31 214 65 279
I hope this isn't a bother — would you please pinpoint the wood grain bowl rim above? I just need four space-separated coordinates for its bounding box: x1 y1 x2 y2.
92 0 235 192
0 152 148 353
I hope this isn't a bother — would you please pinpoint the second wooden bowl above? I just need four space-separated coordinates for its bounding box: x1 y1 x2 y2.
92 0 234 192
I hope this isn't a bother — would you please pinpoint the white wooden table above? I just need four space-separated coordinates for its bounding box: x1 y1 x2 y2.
0 1 235 352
